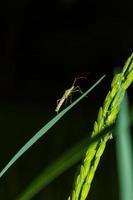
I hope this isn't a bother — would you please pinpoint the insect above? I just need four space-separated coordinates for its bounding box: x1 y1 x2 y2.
55 74 87 113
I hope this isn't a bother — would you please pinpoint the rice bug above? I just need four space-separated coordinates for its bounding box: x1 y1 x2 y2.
55 74 88 113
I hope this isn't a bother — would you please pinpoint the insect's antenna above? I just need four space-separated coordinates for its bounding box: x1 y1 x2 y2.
73 72 88 85
79 72 89 77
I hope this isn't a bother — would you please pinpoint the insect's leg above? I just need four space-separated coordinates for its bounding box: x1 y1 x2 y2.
69 94 73 104
73 86 83 94
65 94 73 105
64 97 68 106
56 99 61 106
73 86 88 97
65 95 72 105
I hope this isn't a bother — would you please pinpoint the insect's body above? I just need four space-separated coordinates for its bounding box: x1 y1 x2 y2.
55 75 87 113
55 86 75 113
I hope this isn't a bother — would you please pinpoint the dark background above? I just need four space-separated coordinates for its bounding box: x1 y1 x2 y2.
0 0 133 199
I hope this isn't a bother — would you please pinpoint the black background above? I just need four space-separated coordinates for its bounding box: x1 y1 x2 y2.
0 0 133 199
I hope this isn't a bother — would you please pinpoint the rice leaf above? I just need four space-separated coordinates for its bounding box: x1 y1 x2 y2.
0 75 105 178
17 124 114 200
115 93 133 200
